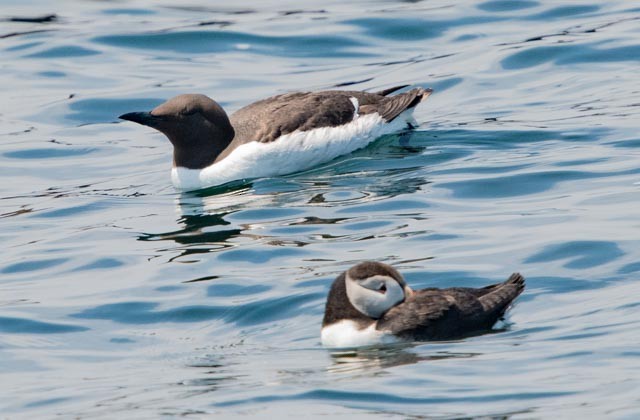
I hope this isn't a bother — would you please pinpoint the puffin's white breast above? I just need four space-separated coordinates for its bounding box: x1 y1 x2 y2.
321 320 398 348
171 109 413 191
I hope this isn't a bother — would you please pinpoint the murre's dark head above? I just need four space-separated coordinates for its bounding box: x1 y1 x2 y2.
323 261 414 327
119 94 234 169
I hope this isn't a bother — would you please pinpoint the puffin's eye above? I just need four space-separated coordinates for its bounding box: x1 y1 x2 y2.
378 284 387 294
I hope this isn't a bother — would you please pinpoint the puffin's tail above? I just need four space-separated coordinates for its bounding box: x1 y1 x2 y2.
478 273 526 320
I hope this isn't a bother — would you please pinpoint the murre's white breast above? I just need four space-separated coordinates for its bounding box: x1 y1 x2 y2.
321 320 398 348
171 109 414 191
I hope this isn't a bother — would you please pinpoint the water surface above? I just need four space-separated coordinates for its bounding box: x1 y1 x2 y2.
1 0 639 417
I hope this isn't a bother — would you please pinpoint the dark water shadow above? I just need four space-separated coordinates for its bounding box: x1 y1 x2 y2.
70 292 323 328
525 240 624 269
5 14 57 23
524 5 600 20
93 30 369 58
477 1 539 12
215 382 571 408
66 97 165 124
502 43 640 70
0 316 88 334
413 127 608 148
346 16 503 41
25 45 100 59
1 257 68 274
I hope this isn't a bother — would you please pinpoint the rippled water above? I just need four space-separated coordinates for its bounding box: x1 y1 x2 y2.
1 0 639 417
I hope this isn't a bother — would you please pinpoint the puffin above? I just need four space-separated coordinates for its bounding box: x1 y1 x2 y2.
119 85 432 191
321 261 525 348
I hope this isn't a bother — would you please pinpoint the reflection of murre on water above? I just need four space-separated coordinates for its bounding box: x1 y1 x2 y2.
137 192 246 259
136 187 299 261
137 210 241 260
322 261 525 348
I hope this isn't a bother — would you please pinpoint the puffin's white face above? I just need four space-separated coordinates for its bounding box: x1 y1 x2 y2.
345 273 408 319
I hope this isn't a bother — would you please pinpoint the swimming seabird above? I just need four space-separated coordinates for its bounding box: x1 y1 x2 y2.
321 261 525 348
119 85 432 191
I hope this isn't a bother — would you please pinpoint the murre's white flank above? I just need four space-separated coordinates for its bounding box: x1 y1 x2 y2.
120 86 432 191
171 109 410 190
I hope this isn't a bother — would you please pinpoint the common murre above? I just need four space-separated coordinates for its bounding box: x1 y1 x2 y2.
119 86 432 191
321 261 525 348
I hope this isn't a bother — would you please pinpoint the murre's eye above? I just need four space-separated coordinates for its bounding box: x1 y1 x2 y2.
182 107 198 116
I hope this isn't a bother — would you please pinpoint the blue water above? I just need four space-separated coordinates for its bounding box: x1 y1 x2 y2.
1 0 639 417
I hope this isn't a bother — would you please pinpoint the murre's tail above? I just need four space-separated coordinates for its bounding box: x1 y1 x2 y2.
369 88 433 122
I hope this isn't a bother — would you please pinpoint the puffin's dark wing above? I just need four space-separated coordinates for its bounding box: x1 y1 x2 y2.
377 273 525 340
229 92 359 144
440 282 513 298
376 291 461 340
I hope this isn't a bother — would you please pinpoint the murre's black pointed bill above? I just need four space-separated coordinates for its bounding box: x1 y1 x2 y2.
119 111 164 127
